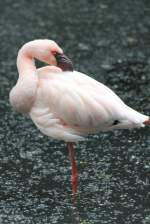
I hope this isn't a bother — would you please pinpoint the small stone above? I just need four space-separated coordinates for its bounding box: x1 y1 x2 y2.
78 43 90 51
127 37 137 45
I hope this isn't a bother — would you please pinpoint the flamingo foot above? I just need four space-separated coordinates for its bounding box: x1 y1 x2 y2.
67 142 78 201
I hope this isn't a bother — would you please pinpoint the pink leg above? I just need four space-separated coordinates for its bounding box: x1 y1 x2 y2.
67 142 78 197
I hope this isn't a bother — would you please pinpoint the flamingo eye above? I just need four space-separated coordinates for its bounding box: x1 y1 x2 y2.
51 50 57 55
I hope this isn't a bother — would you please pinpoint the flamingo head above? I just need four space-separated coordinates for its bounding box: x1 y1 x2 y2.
28 39 62 65
25 39 74 71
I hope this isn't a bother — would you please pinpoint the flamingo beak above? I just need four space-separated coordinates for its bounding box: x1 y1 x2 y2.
143 117 150 125
54 52 74 72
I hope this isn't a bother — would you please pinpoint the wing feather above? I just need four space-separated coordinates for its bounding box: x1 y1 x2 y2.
40 71 125 130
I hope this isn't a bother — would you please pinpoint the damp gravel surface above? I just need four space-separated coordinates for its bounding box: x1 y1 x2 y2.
0 0 150 223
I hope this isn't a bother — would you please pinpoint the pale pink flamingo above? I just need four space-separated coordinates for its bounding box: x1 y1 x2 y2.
9 39 150 197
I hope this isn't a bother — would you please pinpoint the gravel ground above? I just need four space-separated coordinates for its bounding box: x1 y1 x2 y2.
0 0 150 223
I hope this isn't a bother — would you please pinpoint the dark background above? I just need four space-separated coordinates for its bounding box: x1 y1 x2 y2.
0 0 150 223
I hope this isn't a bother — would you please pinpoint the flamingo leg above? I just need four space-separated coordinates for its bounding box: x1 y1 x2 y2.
67 142 78 197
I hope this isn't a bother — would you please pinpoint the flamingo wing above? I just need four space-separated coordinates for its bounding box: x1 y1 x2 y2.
41 71 126 130
30 70 148 141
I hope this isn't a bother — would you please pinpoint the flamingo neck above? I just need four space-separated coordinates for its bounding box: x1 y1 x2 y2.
10 45 39 114
17 44 36 76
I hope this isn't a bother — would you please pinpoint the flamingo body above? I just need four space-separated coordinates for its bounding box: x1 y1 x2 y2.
30 69 148 142
9 39 149 196
10 39 149 142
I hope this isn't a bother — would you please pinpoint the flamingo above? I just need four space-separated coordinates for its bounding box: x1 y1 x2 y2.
9 39 150 197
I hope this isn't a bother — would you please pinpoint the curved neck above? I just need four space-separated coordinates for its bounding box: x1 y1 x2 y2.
17 45 36 76
10 44 39 114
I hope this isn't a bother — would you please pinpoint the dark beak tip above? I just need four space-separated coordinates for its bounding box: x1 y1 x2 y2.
55 53 74 72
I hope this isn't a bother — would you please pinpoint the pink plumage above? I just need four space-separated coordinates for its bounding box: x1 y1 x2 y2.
10 39 149 142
